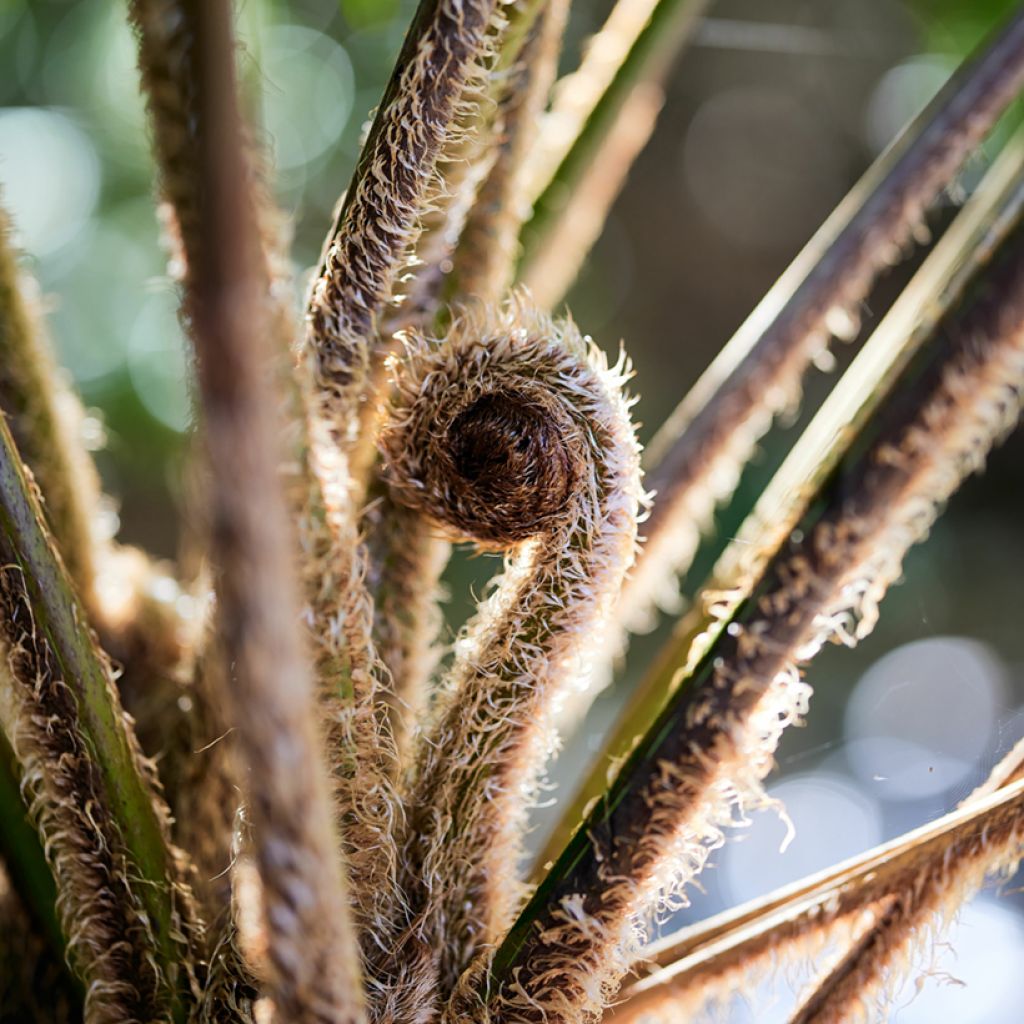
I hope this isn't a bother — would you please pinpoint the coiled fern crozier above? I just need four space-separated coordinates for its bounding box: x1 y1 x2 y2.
1 2 1024 1023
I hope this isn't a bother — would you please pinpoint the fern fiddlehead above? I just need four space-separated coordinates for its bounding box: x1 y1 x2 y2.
371 295 643 1017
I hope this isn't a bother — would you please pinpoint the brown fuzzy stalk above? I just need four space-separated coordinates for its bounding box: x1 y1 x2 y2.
302 0 508 916
170 2 365 1021
362 488 450 759
610 745 1024 1023
790 765 1024 1021
626 10 1024 635
374 295 642 1015
0 203 104 601
132 0 402 948
475 172 1024 1024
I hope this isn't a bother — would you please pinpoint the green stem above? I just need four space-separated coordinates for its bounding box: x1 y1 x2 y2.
0 204 100 601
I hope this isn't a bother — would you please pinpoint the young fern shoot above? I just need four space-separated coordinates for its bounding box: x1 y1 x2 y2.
374 296 642 1015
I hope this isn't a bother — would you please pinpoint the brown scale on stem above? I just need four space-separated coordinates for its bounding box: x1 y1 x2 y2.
372 295 642 1017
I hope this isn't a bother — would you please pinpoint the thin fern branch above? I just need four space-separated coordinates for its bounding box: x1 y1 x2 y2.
479 147 1024 1024
788 772 1024 1020
0 202 103 602
517 0 710 284
395 0 550 334
609 743 1024 1023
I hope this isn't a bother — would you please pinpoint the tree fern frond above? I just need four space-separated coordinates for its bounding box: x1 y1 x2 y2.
0 202 104 602
609 741 1024 1024
543 127 1024 857
0 410 197 1022
370 0 572 757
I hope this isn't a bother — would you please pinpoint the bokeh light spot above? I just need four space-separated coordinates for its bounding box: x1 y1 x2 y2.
844 637 1007 801
865 55 954 155
722 773 883 905
0 107 100 257
261 25 355 173
128 287 194 433
680 87 846 251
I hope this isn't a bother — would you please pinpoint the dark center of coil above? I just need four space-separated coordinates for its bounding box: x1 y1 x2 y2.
447 391 577 546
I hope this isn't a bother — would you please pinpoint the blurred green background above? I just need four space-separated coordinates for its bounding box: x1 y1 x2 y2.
2 2 1024 1019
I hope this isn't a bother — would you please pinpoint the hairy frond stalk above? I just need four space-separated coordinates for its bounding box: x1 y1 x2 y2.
139 2 366 1020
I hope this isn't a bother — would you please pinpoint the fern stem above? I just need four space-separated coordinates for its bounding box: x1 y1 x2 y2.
450 0 570 303
539 127 1024 869
395 0 550 331
789 762 1024 1021
0 411 192 1021
623 9 1024 637
131 0 403 950
368 0 571 755
162 2 366 1021
306 0 503 462
481 149 1024 1024
374 297 642 1017
361 491 449 759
